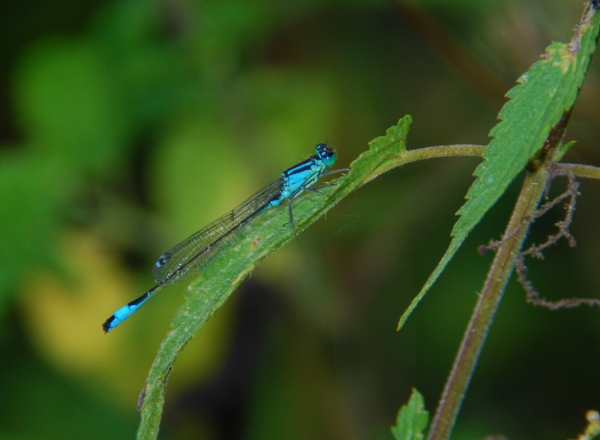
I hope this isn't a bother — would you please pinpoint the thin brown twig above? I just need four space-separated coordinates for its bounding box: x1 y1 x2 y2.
513 164 600 309
479 162 600 310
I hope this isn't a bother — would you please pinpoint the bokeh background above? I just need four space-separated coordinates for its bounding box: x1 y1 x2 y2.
1 0 599 439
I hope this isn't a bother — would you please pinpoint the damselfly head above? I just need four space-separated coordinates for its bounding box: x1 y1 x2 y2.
316 143 336 167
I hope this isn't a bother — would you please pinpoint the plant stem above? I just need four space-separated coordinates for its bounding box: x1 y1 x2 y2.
426 167 549 440
564 163 600 180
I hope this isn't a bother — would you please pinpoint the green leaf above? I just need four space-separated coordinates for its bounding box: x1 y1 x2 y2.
397 4 600 329
136 116 412 439
555 140 577 162
391 388 429 440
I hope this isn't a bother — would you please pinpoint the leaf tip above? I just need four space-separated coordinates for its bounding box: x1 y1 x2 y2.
391 388 429 440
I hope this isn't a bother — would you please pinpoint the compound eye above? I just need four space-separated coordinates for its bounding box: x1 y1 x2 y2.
323 152 336 166
316 143 330 158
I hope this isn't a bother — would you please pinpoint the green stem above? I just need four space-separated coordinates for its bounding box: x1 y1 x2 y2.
563 163 600 180
426 167 549 440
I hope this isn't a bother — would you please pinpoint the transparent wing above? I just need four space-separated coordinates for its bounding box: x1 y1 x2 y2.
152 179 283 285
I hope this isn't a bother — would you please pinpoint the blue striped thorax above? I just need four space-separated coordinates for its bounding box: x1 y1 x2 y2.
270 143 337 207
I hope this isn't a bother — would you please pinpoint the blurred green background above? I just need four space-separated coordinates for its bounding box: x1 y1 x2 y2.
0 0 599 439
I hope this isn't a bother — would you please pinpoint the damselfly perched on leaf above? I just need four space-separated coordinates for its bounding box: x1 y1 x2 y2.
102 143 346 332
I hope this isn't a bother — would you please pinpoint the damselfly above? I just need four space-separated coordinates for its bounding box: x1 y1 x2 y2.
102 143 345 332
